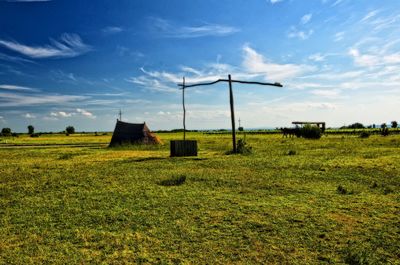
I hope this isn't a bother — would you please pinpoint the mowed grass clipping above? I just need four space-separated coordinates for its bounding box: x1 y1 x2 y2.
0 133 399 264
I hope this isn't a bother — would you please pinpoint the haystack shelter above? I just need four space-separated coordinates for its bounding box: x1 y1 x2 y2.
109 120 161 147
292 121 326 132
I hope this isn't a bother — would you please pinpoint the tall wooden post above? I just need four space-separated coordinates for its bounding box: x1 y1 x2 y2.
182 77 186 141
228 74 236 153
176 75 282 155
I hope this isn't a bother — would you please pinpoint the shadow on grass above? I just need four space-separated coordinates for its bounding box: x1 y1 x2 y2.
124 157 168 163
157 175 186 186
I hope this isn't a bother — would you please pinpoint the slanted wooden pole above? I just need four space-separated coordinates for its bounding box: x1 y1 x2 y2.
228 74 237 153
182 77 186 141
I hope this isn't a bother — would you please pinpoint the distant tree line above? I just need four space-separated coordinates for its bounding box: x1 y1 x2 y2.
0 125 77 137
340 121 398 129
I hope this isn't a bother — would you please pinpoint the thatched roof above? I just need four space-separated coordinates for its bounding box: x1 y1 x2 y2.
109 120 160 147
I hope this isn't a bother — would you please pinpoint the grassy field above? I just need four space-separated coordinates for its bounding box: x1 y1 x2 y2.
1 132 399 264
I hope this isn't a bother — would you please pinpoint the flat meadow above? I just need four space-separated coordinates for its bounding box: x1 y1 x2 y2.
0 132 399 264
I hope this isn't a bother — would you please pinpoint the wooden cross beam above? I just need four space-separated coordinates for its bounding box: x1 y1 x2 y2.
178 75 283 153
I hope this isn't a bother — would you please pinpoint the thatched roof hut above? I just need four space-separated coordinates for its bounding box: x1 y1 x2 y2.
109 120 161 147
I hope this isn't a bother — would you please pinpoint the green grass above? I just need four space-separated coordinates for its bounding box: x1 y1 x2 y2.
0 133 399 264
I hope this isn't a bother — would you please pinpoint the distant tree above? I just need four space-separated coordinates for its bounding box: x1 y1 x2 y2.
391 121 398 128
65 126 75 135
381 123 387 129
238 126 244 132
1 127 11 136
340 123 364 129
349 122 365 129
372 124 376 129
28 125 34 135
381 127 389 136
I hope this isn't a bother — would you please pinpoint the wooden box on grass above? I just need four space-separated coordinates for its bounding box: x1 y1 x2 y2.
170 140 198 157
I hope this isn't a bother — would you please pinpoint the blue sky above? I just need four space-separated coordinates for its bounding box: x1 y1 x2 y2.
1 0 399 132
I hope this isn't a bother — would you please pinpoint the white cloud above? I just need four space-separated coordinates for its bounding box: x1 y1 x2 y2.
0 52 35 63
0 33 91 59
348 48 400 67
334 31 344 42
269 0 283 4
348 48 378 67
307 102 337 109
149 17 239 38
310 89 341 98
49 109 95 119
126 76 178 93
0 93 87 107
309 53 325 62
116 46 144 57
58 111 73 117
288 28 314 40
300 70 364 81
0 84 39 92
361 10 380 23
23 113 36 118
128 44 315 94
76 108 95 118
383 53 400 64
361 11 400 32
242 44 316 81
301 13 312 25
331 0 344 7
102 26 124 34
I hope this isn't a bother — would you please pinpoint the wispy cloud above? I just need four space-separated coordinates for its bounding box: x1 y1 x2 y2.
127 44 315 94
359 10 400 32
308 53 326 62
50 111 73 118
334 31 344 42
23 113 36 118
149 17 239 38
301 13 312 25
50 70 78 83
0 92 87 107
331 0 345 7
0 52 35 64
76 108 95 118
300 70 364 81
0 84 40 92
288 28 313 40
306 102 337 110
49 108 95 119
360 10 380 23
269 0 283 4
126 75 178 93
102 26 124 35
310 89 341 98
0 33 91 59
348 48 400 67
116 46 144 58
242 44 315 80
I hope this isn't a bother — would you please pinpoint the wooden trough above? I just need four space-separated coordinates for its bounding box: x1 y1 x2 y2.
170 140 197 157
